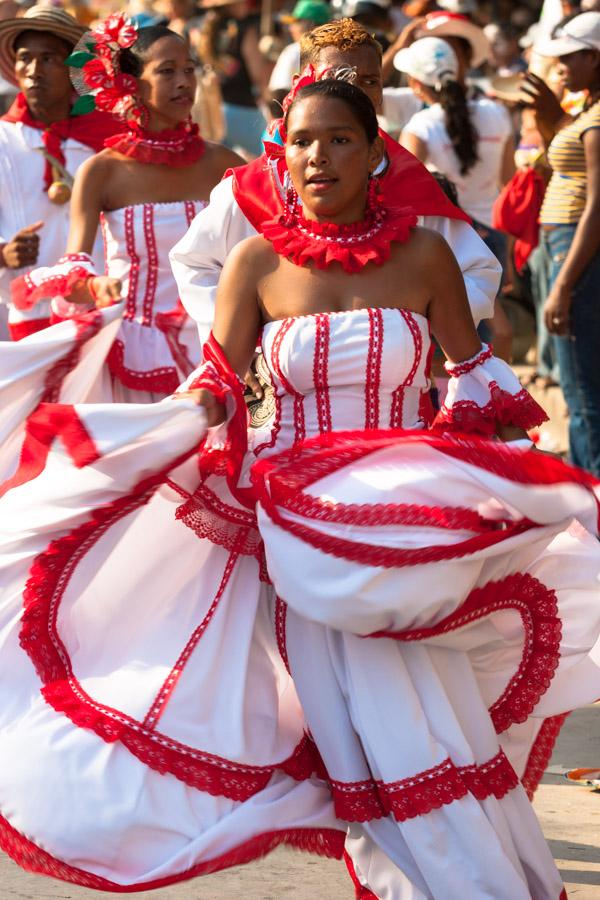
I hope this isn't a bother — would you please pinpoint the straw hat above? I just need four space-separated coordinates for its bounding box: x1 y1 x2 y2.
417 11 491 68
0 6 86 87
488 72 524 103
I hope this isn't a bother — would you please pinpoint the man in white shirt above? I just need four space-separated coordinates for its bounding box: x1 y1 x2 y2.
0 7 116 339
171 19 501 347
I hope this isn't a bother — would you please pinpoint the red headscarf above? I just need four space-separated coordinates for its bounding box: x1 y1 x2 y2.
1 92 120 190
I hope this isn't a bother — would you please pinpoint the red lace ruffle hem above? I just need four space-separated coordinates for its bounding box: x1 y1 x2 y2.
0 811 344 892
433 384 548 436
521 712 569 799
370 572 562 736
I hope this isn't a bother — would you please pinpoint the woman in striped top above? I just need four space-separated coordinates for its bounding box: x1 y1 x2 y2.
522 12 600 475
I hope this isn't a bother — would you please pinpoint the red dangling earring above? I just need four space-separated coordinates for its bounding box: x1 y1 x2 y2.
282 184 299 227
366 174 384 220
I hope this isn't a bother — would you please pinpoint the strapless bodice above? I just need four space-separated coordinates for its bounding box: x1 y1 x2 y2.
100 201 205 324
255 307 431 453
99 201 206 394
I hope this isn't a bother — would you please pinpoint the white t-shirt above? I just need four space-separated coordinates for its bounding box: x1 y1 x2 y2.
268 42 300 92
402 97 512 226
382 88 423 137
0 120 104 329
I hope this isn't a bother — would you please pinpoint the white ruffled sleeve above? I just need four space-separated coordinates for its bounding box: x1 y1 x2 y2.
169 177 257 347
432 344 548 436
10 253 97 318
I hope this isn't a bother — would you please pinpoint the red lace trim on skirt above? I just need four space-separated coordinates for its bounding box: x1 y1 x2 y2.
521 712 569 800
18 419 317 799
8 317 51 341
0 811 344 891
329 749 518 823
107 338 181 394
252 433 536 570
370 572 562 736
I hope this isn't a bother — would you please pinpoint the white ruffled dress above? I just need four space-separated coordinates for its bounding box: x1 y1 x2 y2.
0 305 599 899
11 201 205 401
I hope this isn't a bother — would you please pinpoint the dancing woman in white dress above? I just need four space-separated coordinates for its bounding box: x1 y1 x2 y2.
0 77 599 898
10 15 242 402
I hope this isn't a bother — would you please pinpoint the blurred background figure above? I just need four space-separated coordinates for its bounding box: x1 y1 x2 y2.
381 10 492 135
337 0 393 50
0 0 19 113
521 11 600 474
197 0 271 158
396 35 514 358
268 0 329 106
485 21 528 76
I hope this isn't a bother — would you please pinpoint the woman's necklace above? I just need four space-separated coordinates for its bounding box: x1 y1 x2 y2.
104 121 205 166
261 178 418 274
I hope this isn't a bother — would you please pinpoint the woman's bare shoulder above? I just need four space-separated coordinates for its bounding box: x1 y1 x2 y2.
226 234 279 273
203 141 246 174
388 224 453 270
75 148 120 185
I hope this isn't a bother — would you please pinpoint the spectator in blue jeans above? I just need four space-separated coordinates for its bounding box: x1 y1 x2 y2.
523 12 600 474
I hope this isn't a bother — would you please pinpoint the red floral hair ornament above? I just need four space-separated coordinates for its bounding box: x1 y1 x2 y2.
263 64 333 172
66 13 145 126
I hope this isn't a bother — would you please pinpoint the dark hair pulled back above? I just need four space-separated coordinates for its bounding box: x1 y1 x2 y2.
284 78 379 144
119 25 184 78
438 79 479 176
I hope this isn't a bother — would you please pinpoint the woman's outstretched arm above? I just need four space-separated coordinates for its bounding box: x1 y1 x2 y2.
425 230 532 441
64 155 121 307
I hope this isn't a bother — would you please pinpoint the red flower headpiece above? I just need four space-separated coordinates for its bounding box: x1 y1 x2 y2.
263 64 329 171
67 14 144 125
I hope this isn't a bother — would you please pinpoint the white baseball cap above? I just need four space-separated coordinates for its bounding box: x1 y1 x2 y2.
535 11 600 58
394 37 459 89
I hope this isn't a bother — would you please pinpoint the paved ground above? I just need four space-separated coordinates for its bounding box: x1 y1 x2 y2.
2 706 598 899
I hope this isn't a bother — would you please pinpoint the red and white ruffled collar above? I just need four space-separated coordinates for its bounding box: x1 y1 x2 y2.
261 206 418 274
104 121 205 167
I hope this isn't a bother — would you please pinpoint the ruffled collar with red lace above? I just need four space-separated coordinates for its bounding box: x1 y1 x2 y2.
261 205 418 274
104 121 205 166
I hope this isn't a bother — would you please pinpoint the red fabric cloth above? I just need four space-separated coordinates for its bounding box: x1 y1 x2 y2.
492 168 546 273
229 130 472 232
1 93 120 190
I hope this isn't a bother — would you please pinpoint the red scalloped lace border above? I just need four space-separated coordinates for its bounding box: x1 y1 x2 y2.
107 338 181 394
433 383 548 436
18 430 319 800
329 749 519 823
521 712 569 800
0 811 344 892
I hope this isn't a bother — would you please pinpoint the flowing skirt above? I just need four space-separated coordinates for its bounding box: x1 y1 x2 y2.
1 320 600 896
